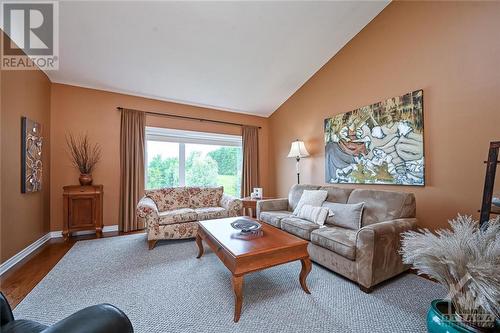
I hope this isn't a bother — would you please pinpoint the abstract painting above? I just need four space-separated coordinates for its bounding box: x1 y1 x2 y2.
324 90 424 186
21 117 43 193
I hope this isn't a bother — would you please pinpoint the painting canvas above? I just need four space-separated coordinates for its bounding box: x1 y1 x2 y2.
21 117 43 193
324 90 424 186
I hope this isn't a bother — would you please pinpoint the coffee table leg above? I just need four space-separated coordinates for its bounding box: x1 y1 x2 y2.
232 275 244 322
195 233 204 259
299 257 312 294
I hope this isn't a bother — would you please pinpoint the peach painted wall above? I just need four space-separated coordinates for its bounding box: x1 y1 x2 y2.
1 35 52 262
269 1 500 230
50 84 270 231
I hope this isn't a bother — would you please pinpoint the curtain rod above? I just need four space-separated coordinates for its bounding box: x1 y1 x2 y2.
116 107 261 129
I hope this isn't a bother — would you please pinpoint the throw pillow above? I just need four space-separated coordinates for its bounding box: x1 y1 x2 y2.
293 190 328 215
322 202 365 230
297 204 329 226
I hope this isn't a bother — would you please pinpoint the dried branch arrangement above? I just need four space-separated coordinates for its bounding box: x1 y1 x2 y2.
400 215 500 328
66 133 102 175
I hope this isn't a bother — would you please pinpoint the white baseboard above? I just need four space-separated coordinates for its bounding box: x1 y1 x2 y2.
50 225 119 238
0 233 52 276
49 231 63 238
0 225 120 276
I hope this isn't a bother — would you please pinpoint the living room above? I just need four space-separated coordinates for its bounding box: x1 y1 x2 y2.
1 1 499 332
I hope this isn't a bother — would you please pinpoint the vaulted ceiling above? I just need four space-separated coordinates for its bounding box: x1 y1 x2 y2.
8 1 389 116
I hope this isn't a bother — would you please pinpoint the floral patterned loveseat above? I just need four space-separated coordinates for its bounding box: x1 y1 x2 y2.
137 186 242 249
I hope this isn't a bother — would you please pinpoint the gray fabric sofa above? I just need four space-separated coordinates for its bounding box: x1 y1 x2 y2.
257 184 417 292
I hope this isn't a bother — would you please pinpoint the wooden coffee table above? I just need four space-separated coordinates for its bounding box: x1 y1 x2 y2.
195 217 311 322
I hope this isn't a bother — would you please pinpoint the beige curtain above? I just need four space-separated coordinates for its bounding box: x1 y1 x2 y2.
241 126 259 198
119 109 145 232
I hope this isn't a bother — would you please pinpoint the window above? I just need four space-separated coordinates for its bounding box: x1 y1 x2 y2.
146 127 242 197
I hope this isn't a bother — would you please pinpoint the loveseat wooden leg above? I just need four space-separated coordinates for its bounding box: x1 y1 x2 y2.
148 240 158 250
359 284 373 294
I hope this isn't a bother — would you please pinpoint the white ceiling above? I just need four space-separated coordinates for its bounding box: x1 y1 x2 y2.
13 1 389 116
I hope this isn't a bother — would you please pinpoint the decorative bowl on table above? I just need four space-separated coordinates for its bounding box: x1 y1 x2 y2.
230 218 262 233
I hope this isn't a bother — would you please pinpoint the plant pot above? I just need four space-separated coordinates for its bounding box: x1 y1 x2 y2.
79 174 93 186
427 300 497 333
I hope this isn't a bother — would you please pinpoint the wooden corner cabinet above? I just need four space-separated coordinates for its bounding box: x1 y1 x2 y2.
63 185 103 239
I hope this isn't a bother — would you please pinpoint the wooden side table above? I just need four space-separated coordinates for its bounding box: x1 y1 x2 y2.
63 185 103 239
241 197 273 218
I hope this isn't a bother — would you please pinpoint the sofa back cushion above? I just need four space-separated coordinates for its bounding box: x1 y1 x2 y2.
319 185 353 204
288 184 321 211
347 189 416 226
188 186 223 208
145 187 190 212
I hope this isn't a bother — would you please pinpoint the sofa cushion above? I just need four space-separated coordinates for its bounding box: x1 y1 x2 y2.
158 208 198 225
296 204 329 226
310 227 357 260
347 189 416 226
188 186 223 208
322 202 364 230
195 207 228 221
292 190 328 215
288 184 321 211
259 210 292 228
318 185 353 204
281 217 320 240
145 187 190 211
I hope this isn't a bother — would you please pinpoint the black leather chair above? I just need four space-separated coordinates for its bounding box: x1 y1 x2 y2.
0 292 133 333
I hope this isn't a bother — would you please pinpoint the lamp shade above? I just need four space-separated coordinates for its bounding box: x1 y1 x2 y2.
287 140 310 158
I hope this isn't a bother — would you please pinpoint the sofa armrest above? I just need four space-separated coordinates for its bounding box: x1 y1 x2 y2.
220 194 242 217
42 304 133 333
355 218 418 289
256 198 288 219
136 197 159 219
0 292 14 326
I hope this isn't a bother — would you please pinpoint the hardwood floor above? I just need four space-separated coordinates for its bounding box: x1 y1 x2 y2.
0 230 145 308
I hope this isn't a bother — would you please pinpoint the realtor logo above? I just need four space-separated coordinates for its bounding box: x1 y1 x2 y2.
443 273 497 327
1 1 59 70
